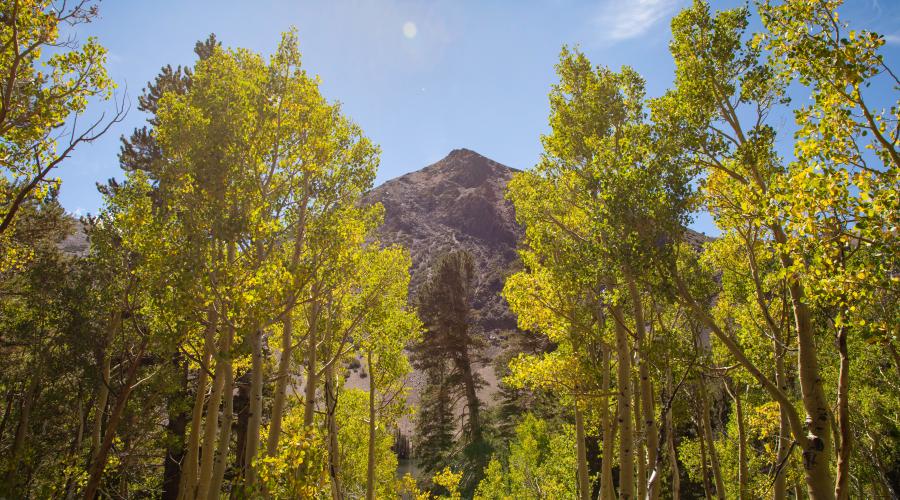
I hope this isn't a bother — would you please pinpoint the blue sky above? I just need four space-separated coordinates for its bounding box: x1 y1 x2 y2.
59 0 899 235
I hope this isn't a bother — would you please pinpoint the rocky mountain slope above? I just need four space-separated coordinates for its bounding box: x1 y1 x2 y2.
364 148 523 342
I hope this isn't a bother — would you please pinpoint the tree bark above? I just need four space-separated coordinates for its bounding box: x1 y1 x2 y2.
233 371 251 481
834 325 851 500
196 306 224 500
574 398 590 500
773 332 790 500
612 304 634 500
303 300 321 427
627 279 657 499
267 314 294 456
454 345 481 444
243 325 264 488
773 225 835 498
698 380 725 500
3 370 40 492
697 410 713 500
209 361 234 499
600 345 615 500
178 311 214 500
665 364 680 500
324 357 343 500
725 379 748 500
633 374 646 500
366 351 376 500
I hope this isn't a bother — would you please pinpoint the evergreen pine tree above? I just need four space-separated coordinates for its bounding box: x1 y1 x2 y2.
412 249 490 495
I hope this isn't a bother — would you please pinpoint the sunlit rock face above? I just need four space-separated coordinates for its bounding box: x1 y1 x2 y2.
364 148 523 341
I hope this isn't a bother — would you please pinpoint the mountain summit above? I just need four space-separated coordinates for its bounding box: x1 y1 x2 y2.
365 148 523 339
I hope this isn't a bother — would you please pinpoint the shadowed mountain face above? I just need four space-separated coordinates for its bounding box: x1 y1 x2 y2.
365 148 523 340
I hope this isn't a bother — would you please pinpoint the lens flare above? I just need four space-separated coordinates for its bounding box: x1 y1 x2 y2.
402 21 417 39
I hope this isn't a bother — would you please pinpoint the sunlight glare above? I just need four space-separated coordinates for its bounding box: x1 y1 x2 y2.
402 21 417 39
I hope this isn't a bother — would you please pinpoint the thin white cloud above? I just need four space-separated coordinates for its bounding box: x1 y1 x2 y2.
885 33 900 45
595 0 680 43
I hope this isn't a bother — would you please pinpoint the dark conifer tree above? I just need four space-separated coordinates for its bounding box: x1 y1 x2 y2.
411 249 490 495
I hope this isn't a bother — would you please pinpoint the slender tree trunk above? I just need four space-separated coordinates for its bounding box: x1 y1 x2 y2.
725 380 748 500
665 364 680 500
633 374 647 500
834 325 851 500
600 345 615 500
791 287 835 499
91 311 121 463
179 311 214 500
209 359 234 499
324 358 343 500
612 305 634 500
83 338 147 500
672 272 819 493
574 398 590 500
699 380 725 500
773 334 790 500
366 351 376 500
243 325 264 488
233 372 250 480
267 314 294 456
627 279 657 500
697 410 713 500
162 355 189 500
303 300 321 427
773 225 834 498
196 306 224 500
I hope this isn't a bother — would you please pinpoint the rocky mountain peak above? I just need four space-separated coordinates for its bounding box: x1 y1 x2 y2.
365 149 523 337
423 148 516 189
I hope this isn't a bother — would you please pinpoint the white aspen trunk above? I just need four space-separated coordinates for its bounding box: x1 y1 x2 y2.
699 380 725 500
303 299 321 427
243 325 264 488
267 314 293 456
834 325 851 500
634 374 646 500
600 346 615 500
325 360 343 500
574 398 591 500
366 350 376 500
208 356 233 499
195 306 224 500
612 305 634 500
665 364 680 500
179 306 216 500
725 380 748 500
626 279 657 499
773 334 790 500
774 225 834 498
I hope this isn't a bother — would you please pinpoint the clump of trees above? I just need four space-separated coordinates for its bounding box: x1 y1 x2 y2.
495 0 899 499
1 4 421 498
